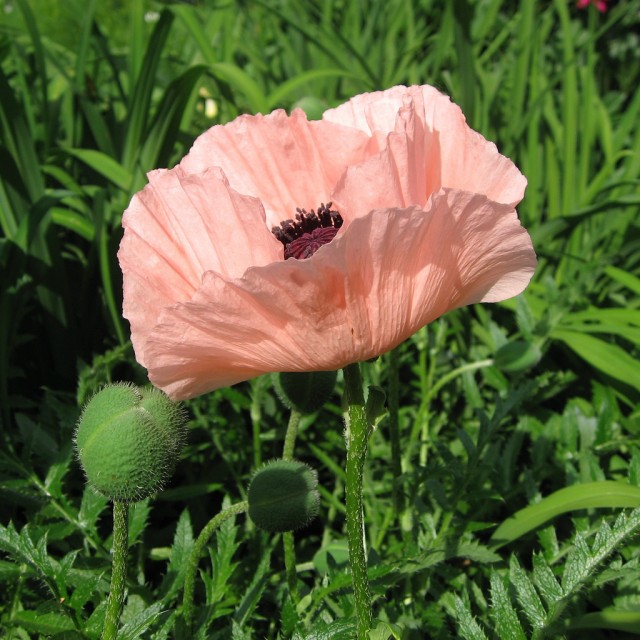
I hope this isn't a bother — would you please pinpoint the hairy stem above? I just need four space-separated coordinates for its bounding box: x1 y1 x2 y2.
387 348 403 519
343 363 373 638
182 501 248 626
282 409 302 602
101 501 129 640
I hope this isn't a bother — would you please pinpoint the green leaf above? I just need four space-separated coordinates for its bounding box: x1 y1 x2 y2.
552 330 640 392
209 63 268 114
233 550 271 627
605 265 640 295
266 68 358 109
566 609 640 633
447 595 489 640
11 610 77 635
531 553 563 607
491 482 640 547
128 499 151 547
489 572 527 640
509 556 546 631
159 509 194 601
367 620 404 639
561 507 640 596
294 617 356 640
494 340 542 373
63 148 133 191
51 207 95 241
118 601 165 640
121 10 174 171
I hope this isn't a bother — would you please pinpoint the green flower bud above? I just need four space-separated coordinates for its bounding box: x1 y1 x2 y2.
248 460 320 533
494 340 542 373
272 370 337 414
365 385 386 426
75 383 187 503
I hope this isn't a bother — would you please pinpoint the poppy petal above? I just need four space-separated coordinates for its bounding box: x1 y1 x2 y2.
179 109 372 228
139 188 535 399
119 166 281 356
325 85 527 209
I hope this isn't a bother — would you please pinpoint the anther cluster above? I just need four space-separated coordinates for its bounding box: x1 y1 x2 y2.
272 202 343 259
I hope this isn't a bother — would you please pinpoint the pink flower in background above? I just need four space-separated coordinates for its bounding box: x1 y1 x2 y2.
577 0 608 11
118 85 536 400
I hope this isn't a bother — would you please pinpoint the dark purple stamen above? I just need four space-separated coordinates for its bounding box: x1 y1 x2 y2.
272 202 343 260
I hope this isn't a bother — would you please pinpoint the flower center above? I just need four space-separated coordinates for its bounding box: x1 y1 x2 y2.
272 202 343 260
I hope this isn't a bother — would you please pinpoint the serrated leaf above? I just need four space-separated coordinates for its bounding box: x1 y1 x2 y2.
281 597 299 636
160 509 194 600
128 499 151 547
448 595 490 640
69 570 104 611
509 556 546 631
562 507 640 596
11 610 77 634
454 542 502 564
490 572 527 640
209 502 241 604
367 620 404 639
297 617 356 640
0 522 56 591
78 487 109 533
118 601 165 640
233 549 271 627
562 533 591 593
531 553 563 607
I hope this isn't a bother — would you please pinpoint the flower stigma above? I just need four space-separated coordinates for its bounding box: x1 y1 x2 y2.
272 202 343 260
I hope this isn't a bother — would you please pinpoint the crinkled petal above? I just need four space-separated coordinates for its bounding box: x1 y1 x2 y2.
325 85 527 208
118 166 281 357
140 188 535 399
179 109 373 228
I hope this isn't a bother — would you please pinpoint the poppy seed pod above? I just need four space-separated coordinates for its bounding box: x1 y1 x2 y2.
248 460 320 533
74 383 187 502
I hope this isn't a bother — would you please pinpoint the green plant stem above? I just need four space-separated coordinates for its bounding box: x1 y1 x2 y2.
342 363 373 639
101 501 129 640
282 409 302 603
282 409 301 462
182 501 248 626
250 378 266 469
387 348 403 519
283 531 299 603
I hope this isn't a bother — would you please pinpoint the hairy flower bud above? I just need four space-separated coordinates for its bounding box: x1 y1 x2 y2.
272 370 337 414
248 459 320 532
75 383 187 502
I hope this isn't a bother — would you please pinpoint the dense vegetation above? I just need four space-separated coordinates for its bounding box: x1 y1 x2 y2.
1 0 639 638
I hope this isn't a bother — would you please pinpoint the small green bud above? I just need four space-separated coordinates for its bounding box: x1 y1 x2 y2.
494 340 542 373
248 460 320 533
75 383 187 503
291 96 327 120
272 371 337 414
365 385 386 426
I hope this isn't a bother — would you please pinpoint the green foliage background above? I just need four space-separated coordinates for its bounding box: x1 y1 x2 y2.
0 0 639 638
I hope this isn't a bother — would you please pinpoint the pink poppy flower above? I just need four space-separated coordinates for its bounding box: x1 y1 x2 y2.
576 0 608 11
118 85 536 400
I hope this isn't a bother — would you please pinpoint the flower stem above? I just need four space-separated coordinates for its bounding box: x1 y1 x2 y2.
387 348 403 520
282 409 302 603
101 501 129 640
182 501 248 626
282 410 301 462
342 363 373 638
